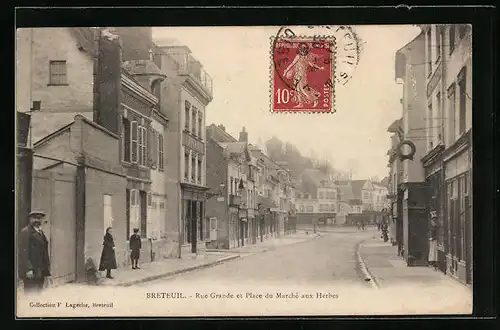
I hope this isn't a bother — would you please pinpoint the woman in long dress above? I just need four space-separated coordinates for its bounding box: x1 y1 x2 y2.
283 43 325 108
99 227 118 279
428 216 438 270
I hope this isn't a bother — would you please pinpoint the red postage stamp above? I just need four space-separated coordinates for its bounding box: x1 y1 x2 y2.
271 37 335 113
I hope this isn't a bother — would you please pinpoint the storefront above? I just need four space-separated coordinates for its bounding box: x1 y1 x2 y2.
443 130 472 284
181 186 207 254
422 145 446 273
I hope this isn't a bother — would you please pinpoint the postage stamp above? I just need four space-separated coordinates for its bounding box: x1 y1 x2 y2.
271 36 336 113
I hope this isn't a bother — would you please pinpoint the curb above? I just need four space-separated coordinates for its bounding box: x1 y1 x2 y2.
355 240 380 289
109 255 241 287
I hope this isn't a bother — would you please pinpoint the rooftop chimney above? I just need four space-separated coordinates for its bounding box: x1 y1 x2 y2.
239 126 248 142
218 124 225 131
94 28 122 135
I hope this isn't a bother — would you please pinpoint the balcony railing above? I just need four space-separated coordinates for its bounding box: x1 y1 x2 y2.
172 53 213 95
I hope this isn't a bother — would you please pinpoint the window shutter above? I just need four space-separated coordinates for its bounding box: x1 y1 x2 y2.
131 121 138 163
153 130 158 167
148 127 156 168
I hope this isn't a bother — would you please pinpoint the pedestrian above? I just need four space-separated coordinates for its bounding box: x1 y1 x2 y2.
18 210 51 294
129 228 142 270
428 213 438 270
99 227 117 279
361 218 365 231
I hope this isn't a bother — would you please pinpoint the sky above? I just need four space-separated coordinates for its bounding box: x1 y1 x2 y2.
153 25 421 180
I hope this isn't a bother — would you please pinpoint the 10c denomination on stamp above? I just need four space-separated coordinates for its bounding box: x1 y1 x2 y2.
271 36 336 113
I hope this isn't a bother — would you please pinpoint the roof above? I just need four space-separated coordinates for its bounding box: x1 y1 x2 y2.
350 180 368 199
219 141 247 155
301 169 332 188
337 184 354 201
348 198 363 206
206 124 238 143
380 176 390 187
31 111 93 146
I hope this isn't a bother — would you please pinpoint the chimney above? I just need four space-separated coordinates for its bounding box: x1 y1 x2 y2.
239 126 248 142
218 124 225 131
114 27 153 61
94 28 122 135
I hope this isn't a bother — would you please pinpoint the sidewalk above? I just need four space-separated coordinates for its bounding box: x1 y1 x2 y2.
358 236 472 312
206 230 320 254
97 253 239 287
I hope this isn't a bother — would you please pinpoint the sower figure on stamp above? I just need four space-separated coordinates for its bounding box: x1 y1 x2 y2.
283 43 324 108
99 227 117 279
129 228 142 270
18 210 51 294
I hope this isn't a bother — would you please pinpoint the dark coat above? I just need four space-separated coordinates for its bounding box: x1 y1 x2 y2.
429 224 438 240
18 225 51 279
129 234 141 259
99 233 117 271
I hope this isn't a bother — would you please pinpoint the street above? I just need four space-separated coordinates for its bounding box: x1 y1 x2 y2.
139 229 375 288
17 227 472 317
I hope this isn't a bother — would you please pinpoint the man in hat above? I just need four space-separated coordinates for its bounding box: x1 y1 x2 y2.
18 210 51 293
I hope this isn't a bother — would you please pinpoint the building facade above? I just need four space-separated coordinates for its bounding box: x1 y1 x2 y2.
394 31 430 266
152 39 214 256
420 24 472 285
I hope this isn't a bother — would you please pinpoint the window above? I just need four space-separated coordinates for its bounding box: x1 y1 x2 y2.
449 25 455 54
458 67 467 134
458 24 467 39
131 121 138 163
319 191 324 199
198 113 203 140
122 117 131 162
184 101 191 131
192 107 198 136
184 151 189 180
191 154 196 182
300 204 304 212
138 126 147 166
306 205 313 213
197 158 202 184
147 192 152 208
103 194 113 235
49 60 67 85
426 29 432 74
158 133 164 171
447 84 456 144
435 27 441 61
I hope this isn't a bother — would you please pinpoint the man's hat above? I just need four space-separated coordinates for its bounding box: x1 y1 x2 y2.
133 228 139 232
28 210 46 218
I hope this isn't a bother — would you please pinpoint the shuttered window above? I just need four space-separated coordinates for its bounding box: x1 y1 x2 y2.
158 133 164 171
122 117 131 162
148 128 157 168
131 121 138 163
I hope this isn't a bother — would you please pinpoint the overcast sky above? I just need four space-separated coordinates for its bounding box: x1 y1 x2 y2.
153 25 420 180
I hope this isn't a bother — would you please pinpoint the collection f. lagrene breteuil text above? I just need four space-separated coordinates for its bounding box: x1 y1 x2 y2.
146 291 339 299
29 301 114 309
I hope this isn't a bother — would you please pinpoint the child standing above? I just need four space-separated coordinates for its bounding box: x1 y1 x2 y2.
129 228 142 270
